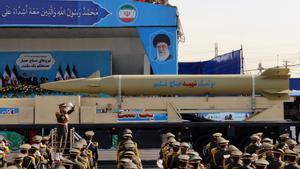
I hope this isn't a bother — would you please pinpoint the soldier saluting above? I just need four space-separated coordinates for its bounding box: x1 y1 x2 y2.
55 102 75 160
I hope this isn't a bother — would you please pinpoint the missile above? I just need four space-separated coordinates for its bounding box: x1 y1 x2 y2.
40 68 290 99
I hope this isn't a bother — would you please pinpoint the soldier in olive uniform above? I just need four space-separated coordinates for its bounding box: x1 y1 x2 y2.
177 154 190 169
275 133 289 150
189 155 204 169
268 148 285 169
225 150 243 169
254 159 269 169
122 151 142 169
23 145 39 169
166 141 181 169
240 153 255 169
85 131 98 169
69 148 85 169
211 138 230 169
245 134 261 154
11 153 25 169
283 149 300 169
257 142 274 162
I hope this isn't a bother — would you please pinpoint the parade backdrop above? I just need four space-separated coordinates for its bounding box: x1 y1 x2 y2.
0 51 111 97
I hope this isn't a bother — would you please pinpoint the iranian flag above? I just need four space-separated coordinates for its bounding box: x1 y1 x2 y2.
119 5 136 23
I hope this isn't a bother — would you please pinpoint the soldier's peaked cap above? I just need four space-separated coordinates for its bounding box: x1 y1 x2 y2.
85 131 95 137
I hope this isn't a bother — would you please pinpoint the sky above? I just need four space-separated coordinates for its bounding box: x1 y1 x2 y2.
170 0 300 77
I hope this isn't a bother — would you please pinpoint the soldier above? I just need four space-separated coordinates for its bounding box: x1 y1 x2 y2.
225 150 243 169
268 148 284 169
122 151 142 169
12 153 25 169
159 132 175 161
84 131 98 169
180 142 190 155
283 149 300 169
32 135 43 147
240 153 255 169
189 155 204 169
286 139 297 150
55 102 75 160
257 142 274 162
245 134 261 154
204 132 222 162
162 137 176 169
68 148 84 169
23 145 39 169
178 154 190 169
20 144 31 155
254 159 269 169
262 137 273 144
275 133 289 150
41 136 52 168
211 138 230 169
166 141 180 169
78 139 91 169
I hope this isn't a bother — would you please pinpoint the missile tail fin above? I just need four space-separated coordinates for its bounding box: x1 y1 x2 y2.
261 89 290 100
260 68 290 79
88 70 100 78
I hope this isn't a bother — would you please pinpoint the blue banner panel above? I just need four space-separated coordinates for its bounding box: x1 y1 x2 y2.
290 78 300 90
0 108 19 115
179 50 241 74
196 112 251 121
0 0 177 27
137 27 178 74
0 51 111 97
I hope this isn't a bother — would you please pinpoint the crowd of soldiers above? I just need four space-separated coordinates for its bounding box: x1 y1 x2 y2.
0 130 98 169
160 132 300 169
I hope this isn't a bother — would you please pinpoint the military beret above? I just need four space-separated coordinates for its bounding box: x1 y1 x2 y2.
73 142 83 149
273 148 284 154
279 133 289 139
123 133 133 138
20 144 31 150
262 137 272 143
285 149 299 157
123 129 133 134
172 141 180 147
69 148 80 154
32 135 42 142
261 142 274 150
166 132 175 138
228 145 239 152
217 138 229 144
212 132 222 138
79 139 87 146
13 153 25 160
180 142 190 148
241 153 252 159
153 34 171 47
231 150 243 157
85 131 95 137
167 137 176 143
62 159 74 166
189 155 202 163
124 151 135 156
255 159 269 167
250 134 260 141
286 139 297 146
178 154 190 162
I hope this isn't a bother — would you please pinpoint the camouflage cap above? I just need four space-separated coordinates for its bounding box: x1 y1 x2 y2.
250 134 260 141
123 133 133 138
13 153 25 160
293 145 300 153
73 142 83 149
79 139 87 146
62 159 74 167
273 148 284 154
167 137 176 143
124 143 135 150
187 150 199 157
241 153 252 159
119 158 132 163
262 137 272 143
261 142 274 150
124 151 135 156
30 144 39 150
286 139 297 146
189 155 202 163
217 138 229 144
255 159 269 167
255 132 263 138
228 145 239 152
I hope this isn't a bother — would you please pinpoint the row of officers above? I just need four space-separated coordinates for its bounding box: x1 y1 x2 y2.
0 130 98 169
160 131 300 169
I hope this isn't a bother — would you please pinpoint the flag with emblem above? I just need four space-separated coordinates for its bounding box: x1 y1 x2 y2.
119 5 136 23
